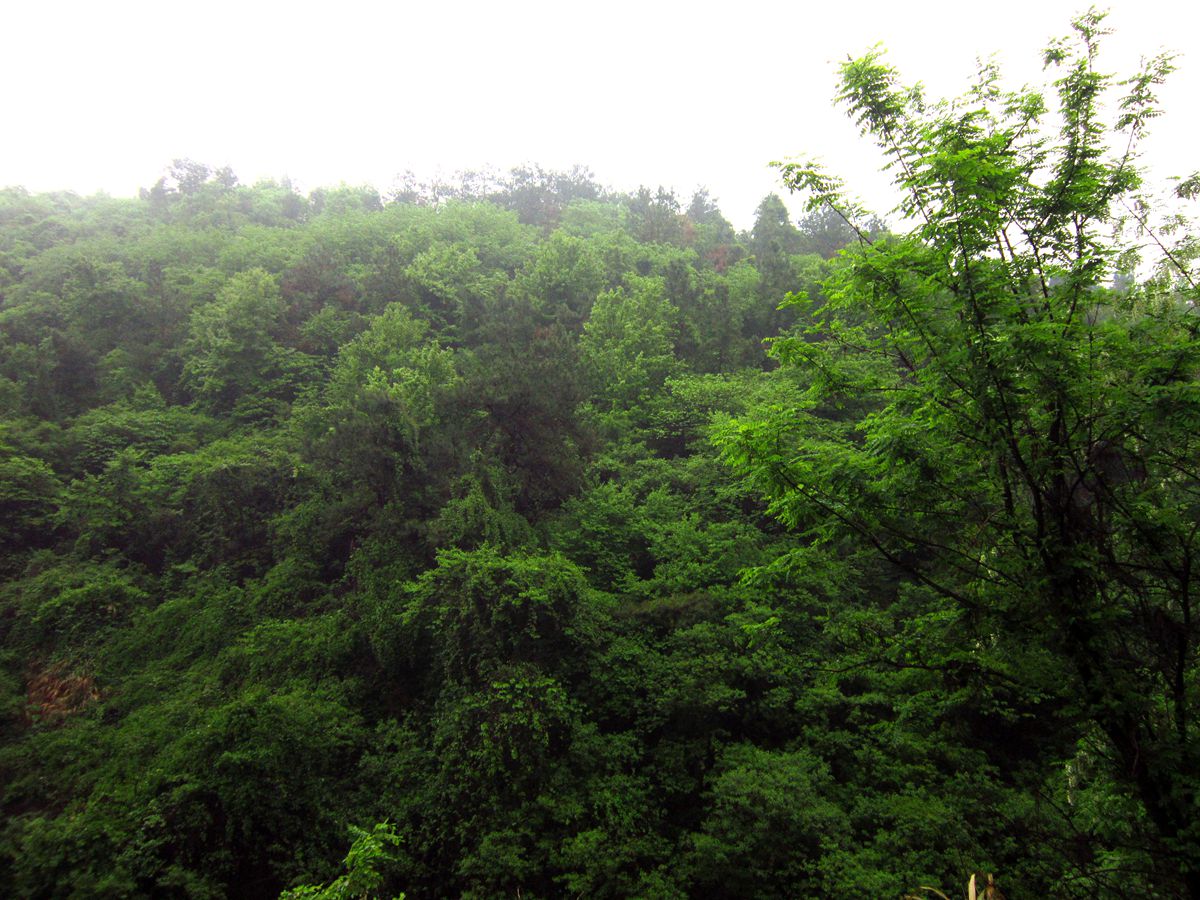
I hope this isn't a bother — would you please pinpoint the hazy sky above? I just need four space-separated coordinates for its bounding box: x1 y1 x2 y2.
3 0 1195 228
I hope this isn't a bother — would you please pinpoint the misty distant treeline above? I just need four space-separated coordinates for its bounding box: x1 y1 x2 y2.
0 161 887 898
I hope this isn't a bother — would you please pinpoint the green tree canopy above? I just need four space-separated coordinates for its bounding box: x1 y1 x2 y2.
721 11 1200 893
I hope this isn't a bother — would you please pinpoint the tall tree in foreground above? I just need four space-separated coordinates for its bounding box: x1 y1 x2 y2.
720 11 1200 895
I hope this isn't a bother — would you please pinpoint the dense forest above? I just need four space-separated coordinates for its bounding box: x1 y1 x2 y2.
2 13 1199 898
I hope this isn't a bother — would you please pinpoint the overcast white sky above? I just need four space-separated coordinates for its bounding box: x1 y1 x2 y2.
2 0 1195 229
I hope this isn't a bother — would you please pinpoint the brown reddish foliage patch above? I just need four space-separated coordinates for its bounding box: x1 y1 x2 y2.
25 665 99 725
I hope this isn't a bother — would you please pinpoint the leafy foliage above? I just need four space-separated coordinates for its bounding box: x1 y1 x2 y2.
725 10 1200 896
0 27 1196 897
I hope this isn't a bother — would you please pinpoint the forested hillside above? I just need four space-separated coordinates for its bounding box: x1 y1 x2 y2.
2 14 1198 899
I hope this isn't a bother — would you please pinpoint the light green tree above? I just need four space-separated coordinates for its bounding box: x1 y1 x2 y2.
720 11 1200 894
581 277 680 408
181 268 311 418
279 822 404 900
